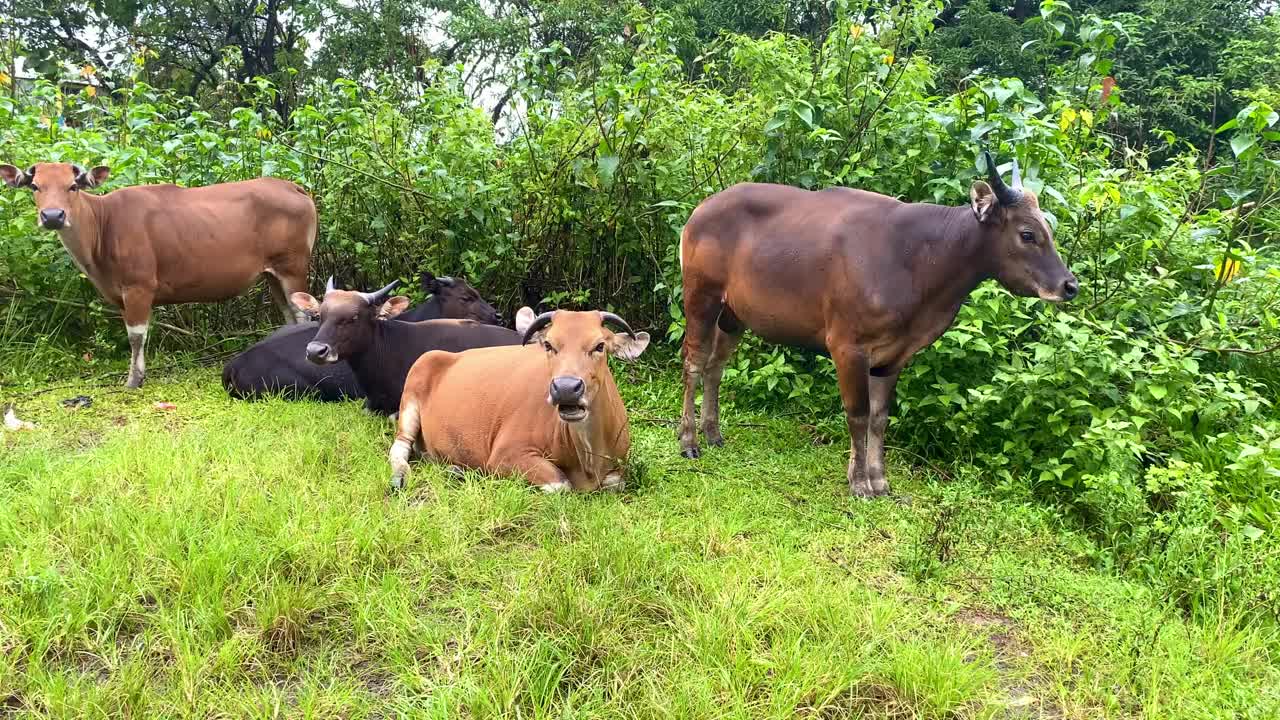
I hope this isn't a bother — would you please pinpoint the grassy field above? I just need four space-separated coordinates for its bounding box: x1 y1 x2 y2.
1 361 1277 719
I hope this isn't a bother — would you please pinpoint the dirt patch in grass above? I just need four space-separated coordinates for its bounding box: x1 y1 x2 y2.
955 607 1066 719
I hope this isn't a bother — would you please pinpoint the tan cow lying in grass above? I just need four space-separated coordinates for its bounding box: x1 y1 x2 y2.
388 310 649 492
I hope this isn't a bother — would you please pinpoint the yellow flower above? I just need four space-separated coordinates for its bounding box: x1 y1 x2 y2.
1216 258 1242 283
850 24 864 40
85 85 97 97
256 127 272 140
0 72 10 87
80 64 96 78
882 53 895 65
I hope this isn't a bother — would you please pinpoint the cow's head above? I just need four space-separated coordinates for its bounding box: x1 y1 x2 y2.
292 278 409 364
421 271 502 325
971 151 1078 302
522 310 650 423
0 162 110 230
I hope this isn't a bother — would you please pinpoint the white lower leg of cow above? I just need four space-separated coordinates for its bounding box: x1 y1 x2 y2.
601 471 625 492
540 480 570 493
125 324 148 389
388 438 412 492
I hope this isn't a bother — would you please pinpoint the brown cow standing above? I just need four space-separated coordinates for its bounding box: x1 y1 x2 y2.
677 152 1078 497
0 162 316 388
388 310 650 493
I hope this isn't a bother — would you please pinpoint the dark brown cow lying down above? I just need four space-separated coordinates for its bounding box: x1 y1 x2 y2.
388 310 650 493
221 272 505 403
291 280 536 416
677 151 1078 497
0 162 316 388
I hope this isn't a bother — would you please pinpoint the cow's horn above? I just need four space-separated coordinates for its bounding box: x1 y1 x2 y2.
325 276 337 294
982 150 1022 206
599 312 635 337
1010 157 1022 188
522 311 555 345
361 279 401 306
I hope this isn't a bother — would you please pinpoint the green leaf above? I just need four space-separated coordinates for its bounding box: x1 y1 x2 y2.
1241 525 1263 541
1229 134 1257 158
1149 384 1168 400
596 154 620 186
794 103 814 128
970 120 999 142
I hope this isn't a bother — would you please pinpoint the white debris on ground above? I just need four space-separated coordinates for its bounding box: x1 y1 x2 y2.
3 404 36 431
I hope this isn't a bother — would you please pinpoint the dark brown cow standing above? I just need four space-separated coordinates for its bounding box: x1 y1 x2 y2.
0 162 316 388
677 152 1078 497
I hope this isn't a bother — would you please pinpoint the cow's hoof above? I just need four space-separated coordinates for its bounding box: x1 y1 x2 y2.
848 481 876 499
125 376 145 390
680 447 701 459
389 475 405 493
601 471 625 492
703 432 725 447
446 465 466 479
540 480 570 494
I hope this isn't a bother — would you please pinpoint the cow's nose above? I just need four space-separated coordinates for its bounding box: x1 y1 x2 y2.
306 341 334 363
39 208 66 229
549 376 585 404
1062 277 1079 301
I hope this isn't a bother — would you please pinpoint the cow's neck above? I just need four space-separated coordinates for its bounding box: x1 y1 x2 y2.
558 383 627 487
57 192 107 283
907 204 993 316
348 320 412 413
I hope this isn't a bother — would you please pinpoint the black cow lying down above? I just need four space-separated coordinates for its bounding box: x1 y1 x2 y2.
222 272 512 406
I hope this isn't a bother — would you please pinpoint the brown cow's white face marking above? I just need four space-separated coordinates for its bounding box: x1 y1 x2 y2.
527 311 649 424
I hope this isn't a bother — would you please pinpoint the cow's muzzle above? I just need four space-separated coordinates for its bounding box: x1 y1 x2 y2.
549 375 587 422
39 208 67 230
305 341 339 364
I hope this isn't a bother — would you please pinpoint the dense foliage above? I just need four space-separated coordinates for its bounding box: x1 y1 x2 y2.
2 0 1278 628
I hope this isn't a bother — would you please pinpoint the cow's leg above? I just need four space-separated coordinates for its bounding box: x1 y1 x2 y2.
266 270 308 324
121 288 153 389
678 289 722 459
497 452 572 493
700 325 742 447
388 401 421 492
867 370 900 497
831 343 873 498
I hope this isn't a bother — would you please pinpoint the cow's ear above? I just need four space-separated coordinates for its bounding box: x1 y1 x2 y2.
609 331 650 362
970 181 1000 224
77 165 110 189
378 296 411 319
514 306 536 335
0 164 30 189
291 292 321 317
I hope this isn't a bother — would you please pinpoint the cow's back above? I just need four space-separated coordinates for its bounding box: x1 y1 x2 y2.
682 182 905 347
408 344 550 468
97 178 316 304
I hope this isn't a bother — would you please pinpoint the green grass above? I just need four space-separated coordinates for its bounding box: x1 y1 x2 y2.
1 364 1277 719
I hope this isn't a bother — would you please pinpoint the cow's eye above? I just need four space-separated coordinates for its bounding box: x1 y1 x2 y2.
69 185 79 193
593 341 606 354
1019 230 1036 244
542 341 556 354
28 184 39 191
